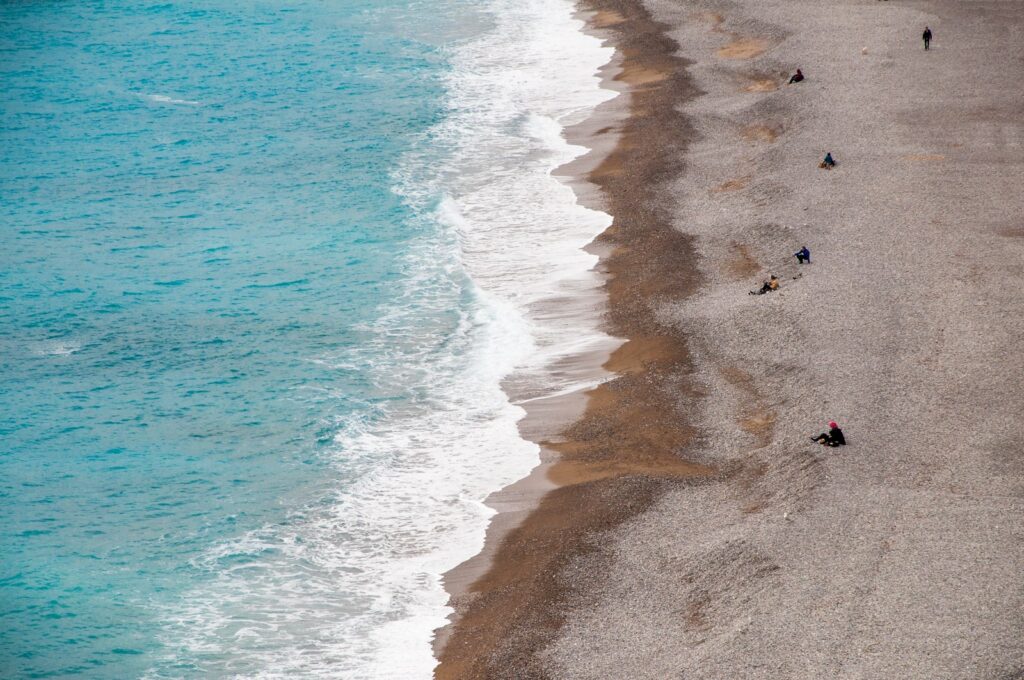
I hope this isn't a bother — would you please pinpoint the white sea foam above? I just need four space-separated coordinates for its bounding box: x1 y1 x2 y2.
32 340 82 356
144 93 201 106
149 1 616 677
369 0 619 675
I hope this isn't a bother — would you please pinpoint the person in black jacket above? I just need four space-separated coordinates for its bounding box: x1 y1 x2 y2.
812 421 846 447
788 69 804 84
923 26 932 50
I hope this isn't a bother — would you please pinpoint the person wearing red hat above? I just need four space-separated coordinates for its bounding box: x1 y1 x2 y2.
811 421 846 447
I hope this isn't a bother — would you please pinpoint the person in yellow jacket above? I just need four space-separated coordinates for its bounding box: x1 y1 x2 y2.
749 274 779 295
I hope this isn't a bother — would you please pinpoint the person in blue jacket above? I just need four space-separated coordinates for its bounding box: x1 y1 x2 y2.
794 246 810 264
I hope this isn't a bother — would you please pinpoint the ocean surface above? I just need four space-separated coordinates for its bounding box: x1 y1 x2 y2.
0 0 614 677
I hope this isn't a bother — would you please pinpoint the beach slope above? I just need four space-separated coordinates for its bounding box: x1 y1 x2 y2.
438 0 1024 677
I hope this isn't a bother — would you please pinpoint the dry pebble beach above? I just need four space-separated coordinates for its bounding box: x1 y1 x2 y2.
436 0 1024 677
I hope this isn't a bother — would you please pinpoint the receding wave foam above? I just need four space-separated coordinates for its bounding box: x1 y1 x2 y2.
149 0 616 677
383 0 619 671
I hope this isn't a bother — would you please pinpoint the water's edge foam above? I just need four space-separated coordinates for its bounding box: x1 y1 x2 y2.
425 0 627 671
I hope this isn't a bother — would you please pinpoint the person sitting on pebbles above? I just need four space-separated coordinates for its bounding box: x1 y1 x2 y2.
819 152 836 169
749 274 779 295
788 68 804 84
811 421 846 447
794 246 811 264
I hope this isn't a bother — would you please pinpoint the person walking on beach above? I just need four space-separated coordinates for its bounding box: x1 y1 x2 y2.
749 274 779 295
923 26 932 50
794 246 811 264
788 69 804 84
811 421 846 447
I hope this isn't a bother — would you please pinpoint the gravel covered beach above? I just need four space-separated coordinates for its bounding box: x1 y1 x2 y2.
436 0 1024 677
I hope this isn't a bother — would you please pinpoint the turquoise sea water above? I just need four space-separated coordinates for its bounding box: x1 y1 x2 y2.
1 0 613 676
1 1 460 676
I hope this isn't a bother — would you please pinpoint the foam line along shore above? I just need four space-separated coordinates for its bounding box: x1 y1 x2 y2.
400 0 635 675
